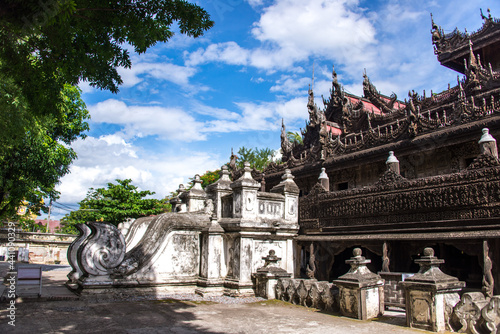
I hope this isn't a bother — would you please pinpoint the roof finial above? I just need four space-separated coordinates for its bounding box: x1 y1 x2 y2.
481 8 487 20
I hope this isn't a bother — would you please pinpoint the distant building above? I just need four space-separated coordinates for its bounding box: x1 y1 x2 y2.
34 219 61 233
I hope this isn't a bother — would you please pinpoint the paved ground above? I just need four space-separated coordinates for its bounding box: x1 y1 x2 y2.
0 262 448 333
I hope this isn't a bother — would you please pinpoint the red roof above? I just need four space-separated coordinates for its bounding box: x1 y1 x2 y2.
34 219 61 233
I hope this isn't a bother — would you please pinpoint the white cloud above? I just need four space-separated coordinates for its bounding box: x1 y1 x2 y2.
202 96 308 134
253 0 376 68
118 62 197 87
185 42 249 66
192 103 241 121
87 95 311 145
270 75 312 95
56 136 222 206
89 99 207 141
184 0 377 77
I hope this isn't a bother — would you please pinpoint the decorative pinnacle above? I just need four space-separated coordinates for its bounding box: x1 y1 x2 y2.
282 169 294 181
319 167 328 180
423 247 434 257
386 151 399 164
262 249 281 267
192 174 203 190
479 128 496 143
219 165 231 181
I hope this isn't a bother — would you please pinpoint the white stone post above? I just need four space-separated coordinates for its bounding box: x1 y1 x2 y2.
400 247 465 332
205 165 232 219
386 151 400 174
185 175 207 212
270 169 300 224
479 128 498 159
197 217 225 296
318 167 330 191
230 162 260 219
333 248 385 320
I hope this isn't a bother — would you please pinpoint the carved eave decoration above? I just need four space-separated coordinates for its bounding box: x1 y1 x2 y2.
308 182 328 196
374 169 409 189
466 153 500 170
432 9 500 74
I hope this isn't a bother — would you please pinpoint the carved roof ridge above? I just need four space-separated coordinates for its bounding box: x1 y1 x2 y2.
307 182 328 197
466 153 500 170
374 169 409 188
433 10 500 55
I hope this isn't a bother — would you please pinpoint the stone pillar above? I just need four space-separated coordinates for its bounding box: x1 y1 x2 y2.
225 235 255 296
333 248 385 320
197 217 225 296
400 247 465 332
205 165 232 219
238 236 254 284
270 169 300 224
478 128 498 159
386 151 400 174
318 167 330 191
230 162 260 219
185 175 207 212
171 184 186 212
253 250 292 299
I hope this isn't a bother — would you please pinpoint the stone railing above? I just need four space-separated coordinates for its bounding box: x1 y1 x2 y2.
275 278 339 312
378 272 413 309
450 292 500 334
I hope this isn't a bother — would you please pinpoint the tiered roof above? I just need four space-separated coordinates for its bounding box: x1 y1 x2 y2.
265 13 500 178
432 9 500 73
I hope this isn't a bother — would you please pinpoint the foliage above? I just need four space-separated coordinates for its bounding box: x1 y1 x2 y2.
0 0 212 218
196 170 221 189
287 131 303 145
0 0 213 121
0 84 90 219
62 179 168 226
236 147 276 171
16 216 42 232
56 221 79 235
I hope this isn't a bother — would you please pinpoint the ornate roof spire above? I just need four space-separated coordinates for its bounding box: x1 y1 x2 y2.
481 8 492 21
468 39 478 69
332 64 337 83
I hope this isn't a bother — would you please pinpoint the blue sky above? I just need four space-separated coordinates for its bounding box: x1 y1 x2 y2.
44 0 500 219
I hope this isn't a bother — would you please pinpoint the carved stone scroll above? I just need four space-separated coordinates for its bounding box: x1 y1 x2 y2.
453 292 488 334
80 222 126 277
482 295 500 334
306 242 316 279
483 240 494 299
382 241 390 272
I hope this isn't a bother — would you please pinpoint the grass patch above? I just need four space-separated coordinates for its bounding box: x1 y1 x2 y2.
183 300 218 305
154 299 180 304
249 299 305 308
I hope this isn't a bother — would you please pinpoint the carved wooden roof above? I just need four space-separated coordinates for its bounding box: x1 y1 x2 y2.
269 54 500 177
432 10 500 73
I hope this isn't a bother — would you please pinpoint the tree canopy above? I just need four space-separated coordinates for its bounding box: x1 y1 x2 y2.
0 0 213 219
62 179 168 226
235 147 276 171
0 84 90 219
287 131 303 145
0 0 213 120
